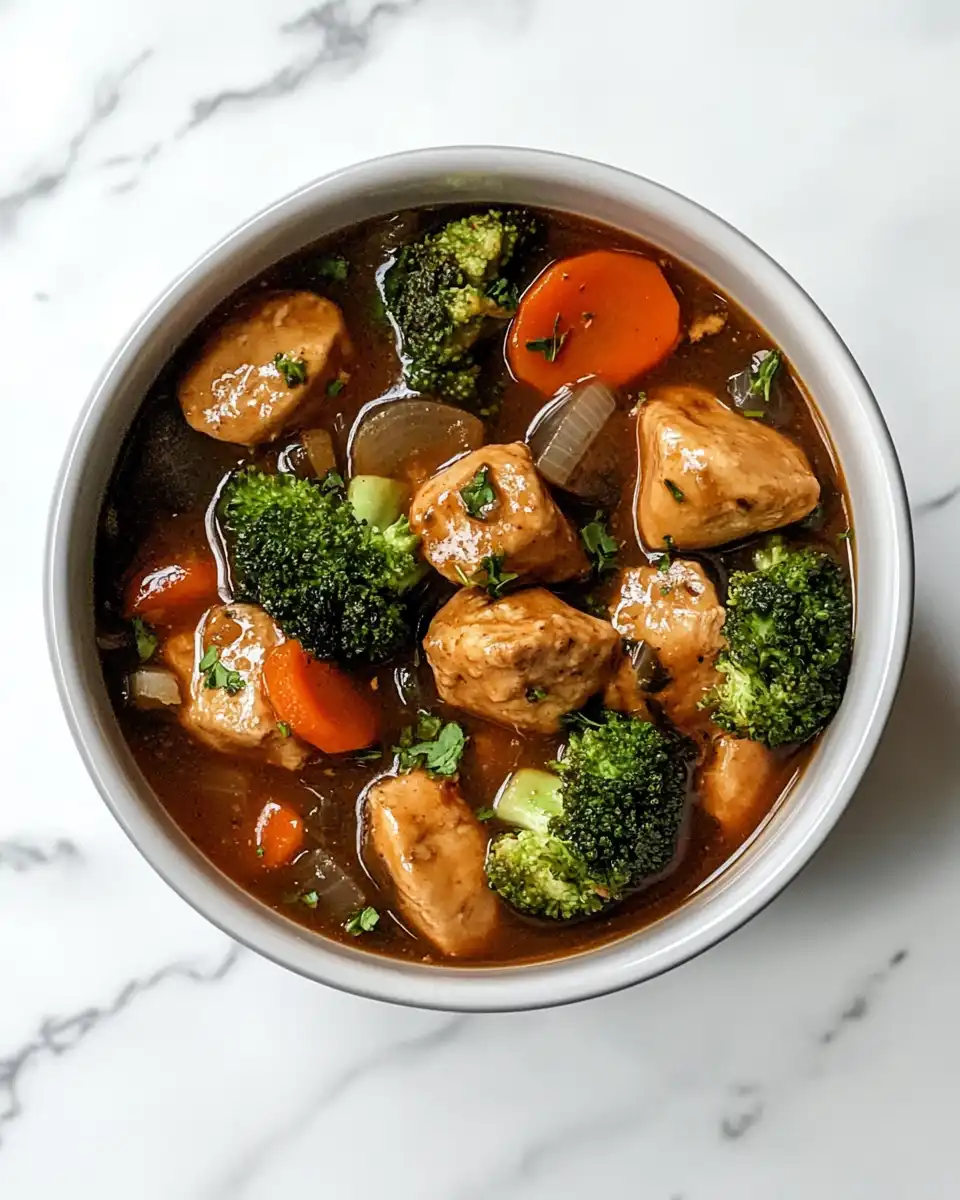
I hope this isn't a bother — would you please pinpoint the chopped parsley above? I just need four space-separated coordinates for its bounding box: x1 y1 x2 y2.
657 534 675 574
273 352 308 387
838 528 853 541
199 646 245 694
741 409 766 419
353 747 383 763
276 721 291 738
580 514 620 575
316 256 349 282
525 312 568 362
326 377 345 397
319 469 345 494
459 465 498 520
475 807 496 822
395 712 468 777
132 617 158 663
526 686 547 703
344 906 380 935
256 846 265 858
462 553 519 599
748 349 782 404
300 891 319 909
664 479 685 503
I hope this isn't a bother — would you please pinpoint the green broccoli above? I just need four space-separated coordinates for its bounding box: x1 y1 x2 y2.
704 538 853 747
383 208 540 402
486 713 693 920
220 467 422 664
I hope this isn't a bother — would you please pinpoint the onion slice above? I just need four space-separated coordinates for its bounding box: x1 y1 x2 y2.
128 667 181 710
349 400 484 482
526 379 616 490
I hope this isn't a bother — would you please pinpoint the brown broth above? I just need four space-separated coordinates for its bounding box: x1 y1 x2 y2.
96 207 852 966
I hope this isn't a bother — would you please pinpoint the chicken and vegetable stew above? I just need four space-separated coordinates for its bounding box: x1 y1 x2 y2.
97 206 854 964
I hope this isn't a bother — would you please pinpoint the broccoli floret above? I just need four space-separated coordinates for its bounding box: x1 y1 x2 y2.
220 468 422 664
705 538 853 747
383 208 540 402
486 714 693 920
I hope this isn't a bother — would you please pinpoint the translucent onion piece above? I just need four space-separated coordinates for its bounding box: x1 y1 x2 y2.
288 847 366 920
301 428 337 478
350 400 484 481
527 380 616 489
128 667 181 710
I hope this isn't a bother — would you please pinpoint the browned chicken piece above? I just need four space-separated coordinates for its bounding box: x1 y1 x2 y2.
609 559 725 735
163 603 309 770
698 735 785 837
365 770 499 957
424 587 620 734
636 385 820 550
603 656 655 722
178 290 351 445
408 442 588 585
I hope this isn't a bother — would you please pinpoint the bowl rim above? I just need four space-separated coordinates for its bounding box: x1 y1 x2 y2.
45 146 914 1011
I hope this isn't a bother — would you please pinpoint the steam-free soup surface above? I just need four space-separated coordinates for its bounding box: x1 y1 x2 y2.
97 206 853 965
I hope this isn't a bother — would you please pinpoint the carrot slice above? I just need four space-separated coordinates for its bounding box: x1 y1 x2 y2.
124 552 219 626
255 800 304 868
263 640 379 754
507 250 681 394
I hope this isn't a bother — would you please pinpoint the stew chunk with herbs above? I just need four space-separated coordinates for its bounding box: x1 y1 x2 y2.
97 203 854 966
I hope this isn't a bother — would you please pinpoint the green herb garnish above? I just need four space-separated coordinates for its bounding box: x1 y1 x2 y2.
317 256 349 282
276 721 291 738
664 480 685 503
459 465 497 520
395 712 467 776
580 514 620 575
526 686 547 703
475 553 519 598
838 528 853 541
749 349 782 404
353 747 383 763
344 906 380 935
132 617 158 663
475 807 496 822
742 409 766 419
273 352 308 388
300 891 320 909
256 846 265 858
198 646 245 694
319 469 345 494
525 313 568 362
657 534 675 574
326 378 345 397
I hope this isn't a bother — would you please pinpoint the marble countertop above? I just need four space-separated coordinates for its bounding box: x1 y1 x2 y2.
3 0 959 1195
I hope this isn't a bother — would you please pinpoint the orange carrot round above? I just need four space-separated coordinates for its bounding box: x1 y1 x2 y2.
263 640 379 754
507 250 681 394
255 800 305 868
125 552 219 626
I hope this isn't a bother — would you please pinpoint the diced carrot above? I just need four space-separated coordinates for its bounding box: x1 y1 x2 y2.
255 800 305 868
263 640 379 754
507 250 681 394
124 551 219 626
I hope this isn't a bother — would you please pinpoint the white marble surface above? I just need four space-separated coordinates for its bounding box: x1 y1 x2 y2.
2 0 959 1195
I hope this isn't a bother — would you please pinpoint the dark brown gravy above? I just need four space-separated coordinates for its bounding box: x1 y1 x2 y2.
97 207 852 966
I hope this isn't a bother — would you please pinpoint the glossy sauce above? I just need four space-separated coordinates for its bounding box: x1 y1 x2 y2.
97 208 852 965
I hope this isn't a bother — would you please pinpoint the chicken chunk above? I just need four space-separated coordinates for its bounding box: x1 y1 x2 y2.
178 291 351 445
609 559 725 735
637 385 820 550
164 603 309 770
409 442 588 585
365 770 499 957
424 587 620 733
698 735 785 837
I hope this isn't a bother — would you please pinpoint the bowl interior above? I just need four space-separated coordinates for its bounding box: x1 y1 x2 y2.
46 148 912 1011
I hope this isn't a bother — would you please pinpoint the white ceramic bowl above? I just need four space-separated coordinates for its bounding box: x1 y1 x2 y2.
45 147 913 1011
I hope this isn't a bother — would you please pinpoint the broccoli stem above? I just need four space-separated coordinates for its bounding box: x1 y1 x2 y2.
347 475 408 531
495 768 564 834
